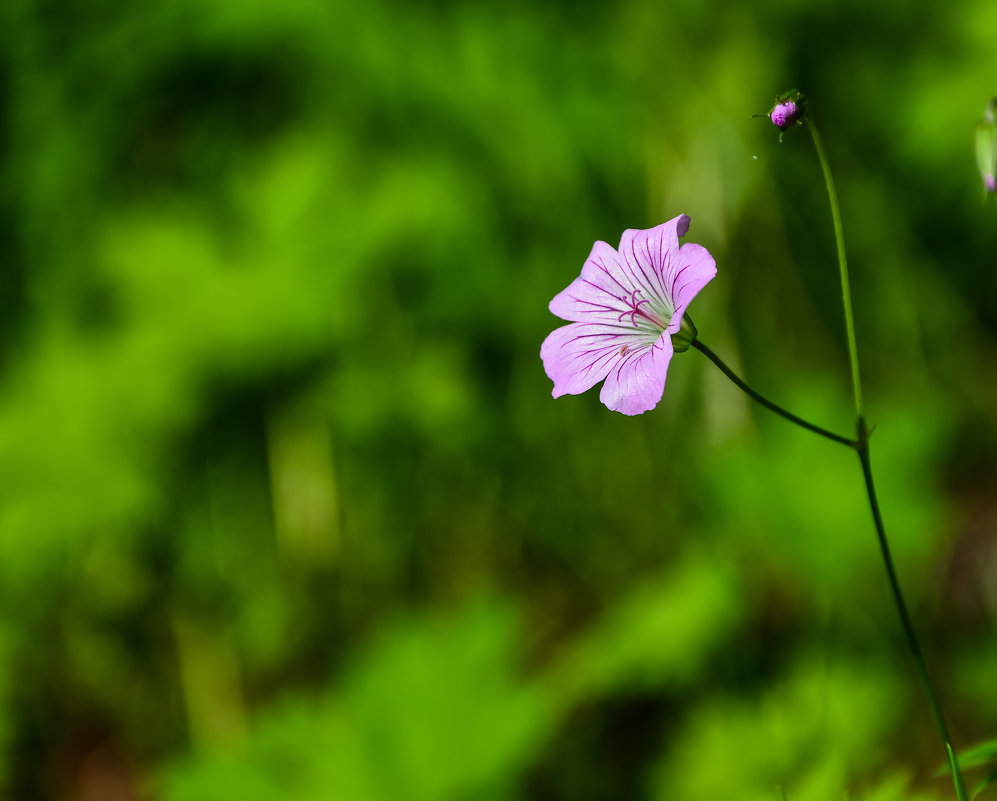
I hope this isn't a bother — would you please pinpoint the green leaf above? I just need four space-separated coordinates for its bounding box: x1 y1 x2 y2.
961 740 997 771
975 768 997 798
937 738 997 776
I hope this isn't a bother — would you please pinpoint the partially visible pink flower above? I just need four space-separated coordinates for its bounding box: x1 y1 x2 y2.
978 98 996 194
540 215 716 415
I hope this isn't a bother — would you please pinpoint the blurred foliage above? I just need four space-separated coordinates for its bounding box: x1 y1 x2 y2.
1 0 996 799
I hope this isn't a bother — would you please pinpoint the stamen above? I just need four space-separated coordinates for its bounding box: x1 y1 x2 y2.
617 289 667 329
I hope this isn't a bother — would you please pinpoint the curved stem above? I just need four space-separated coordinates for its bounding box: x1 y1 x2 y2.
692 339 857 449
808 117 863 418
855 421 969 801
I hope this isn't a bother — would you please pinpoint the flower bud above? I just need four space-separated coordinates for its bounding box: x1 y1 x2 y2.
771 101 801 130
977 98 996 196
756 89 808 142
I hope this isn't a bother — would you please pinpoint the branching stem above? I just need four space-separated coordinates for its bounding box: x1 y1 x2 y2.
692 339 856 449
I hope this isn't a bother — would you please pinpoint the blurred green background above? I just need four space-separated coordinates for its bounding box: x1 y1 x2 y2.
1 0 996 799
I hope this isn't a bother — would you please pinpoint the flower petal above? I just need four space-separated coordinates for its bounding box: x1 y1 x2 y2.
541 322 654 398
549 240 635 323
617 214 691 313
666 242 717 332
598 333 673 415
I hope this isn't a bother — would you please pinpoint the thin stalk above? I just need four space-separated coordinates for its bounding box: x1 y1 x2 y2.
808 116 968 800
691 339 856 449
856 421 969 801
808 118 863 418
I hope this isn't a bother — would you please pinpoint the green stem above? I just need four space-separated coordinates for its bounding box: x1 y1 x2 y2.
855 421 969 801
808 115 968 801
691 339 856 449
808 118 863 418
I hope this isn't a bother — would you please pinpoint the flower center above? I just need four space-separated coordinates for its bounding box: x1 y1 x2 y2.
617 289 670 331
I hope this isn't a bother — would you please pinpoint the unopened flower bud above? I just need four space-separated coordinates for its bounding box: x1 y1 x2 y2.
755 89 808 142
771 101 801 130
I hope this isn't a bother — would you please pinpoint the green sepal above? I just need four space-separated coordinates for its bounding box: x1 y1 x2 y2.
671 313 698 353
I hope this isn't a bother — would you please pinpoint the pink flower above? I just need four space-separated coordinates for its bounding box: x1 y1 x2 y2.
540 215 716 415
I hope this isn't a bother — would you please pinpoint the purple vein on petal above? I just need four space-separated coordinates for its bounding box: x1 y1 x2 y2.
561 332 650 380
579 279 626 306
619 234 653 306
670 262 692 298
628 236 669 312
671 247 716 308
637 228 677 315
589 253 632 298
585 346 642 378
641 237 668 307
612 346 644 382
657 233 680 294
567 292 622 314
